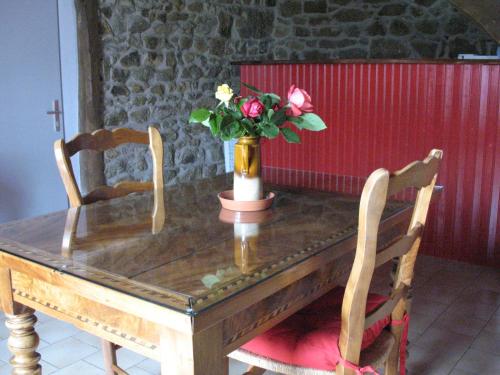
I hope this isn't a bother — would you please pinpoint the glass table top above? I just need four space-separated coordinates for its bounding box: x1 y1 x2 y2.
0 173 409 314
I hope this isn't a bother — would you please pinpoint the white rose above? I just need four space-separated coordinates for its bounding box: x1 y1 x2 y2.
215 84 234 106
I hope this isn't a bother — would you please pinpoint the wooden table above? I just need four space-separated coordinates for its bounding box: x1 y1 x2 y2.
0 174 412 375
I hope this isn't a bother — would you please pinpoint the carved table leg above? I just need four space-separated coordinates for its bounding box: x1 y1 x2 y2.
5 308 41 375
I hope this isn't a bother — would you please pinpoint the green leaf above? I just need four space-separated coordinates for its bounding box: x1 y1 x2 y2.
209 117 220 137
220 114 233 130
288 116 305 130
260 122 280 139
189 108 211 124
281 128 301 143
271 108 287 126
299 113 327 131
241 82 263 94
261 94 272 108
267 109 274 119
267 93 281 105
229 122 245 139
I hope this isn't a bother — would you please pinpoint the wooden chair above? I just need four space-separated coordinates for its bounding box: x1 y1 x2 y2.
229 149 443 375
54 126 164 375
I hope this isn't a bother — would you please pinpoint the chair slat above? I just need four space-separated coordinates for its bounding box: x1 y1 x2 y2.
66 128 149 156
375 224 423 268
82 181 154 205
387 150 442 197
364 285 409 330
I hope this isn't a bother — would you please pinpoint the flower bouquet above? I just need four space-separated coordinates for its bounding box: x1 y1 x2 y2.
189 83 327 205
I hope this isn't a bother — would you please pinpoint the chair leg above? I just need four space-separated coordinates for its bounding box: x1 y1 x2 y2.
101 339 118 375
243 366 266 375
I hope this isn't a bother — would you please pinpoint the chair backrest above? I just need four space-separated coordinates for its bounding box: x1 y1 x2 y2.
337 149 443 374
54 126 164 208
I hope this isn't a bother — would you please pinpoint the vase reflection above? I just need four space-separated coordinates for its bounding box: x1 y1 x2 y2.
219 208 272 275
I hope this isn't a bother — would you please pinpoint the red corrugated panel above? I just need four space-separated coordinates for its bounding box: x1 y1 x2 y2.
241 62 500 267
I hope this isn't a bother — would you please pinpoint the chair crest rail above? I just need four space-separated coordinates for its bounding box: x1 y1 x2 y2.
387 149 442 197
66 128 150 156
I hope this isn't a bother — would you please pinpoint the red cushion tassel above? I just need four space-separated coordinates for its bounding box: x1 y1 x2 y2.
390 314 410 375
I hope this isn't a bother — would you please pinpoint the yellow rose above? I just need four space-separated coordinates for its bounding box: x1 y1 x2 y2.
215 84 234 106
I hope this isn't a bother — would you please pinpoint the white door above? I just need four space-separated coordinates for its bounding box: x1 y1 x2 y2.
0 0 69 222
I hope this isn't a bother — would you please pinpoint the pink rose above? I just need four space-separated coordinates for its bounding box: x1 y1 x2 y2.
241 98 264 118
287 85 314 116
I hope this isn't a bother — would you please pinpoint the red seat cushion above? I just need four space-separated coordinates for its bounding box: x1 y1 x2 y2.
241 287 390 371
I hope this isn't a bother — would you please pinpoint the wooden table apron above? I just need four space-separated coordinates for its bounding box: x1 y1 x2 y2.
0 195 412 374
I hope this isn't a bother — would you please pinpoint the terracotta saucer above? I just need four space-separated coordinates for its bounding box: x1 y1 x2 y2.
217 190 275 212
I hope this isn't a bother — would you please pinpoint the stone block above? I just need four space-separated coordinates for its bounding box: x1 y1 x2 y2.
304 1 327 13
370 38 410 58
111 85 130 96
308 15 332 26
390 20 410 36
411 41 438 58
333 9 368 22
415 19 438 34
112 68 130 83
236 9 274 39
379 4 407 16
415 0 437 6
131 108 150 123
120 51 141 67
105 110 128 127
218 13 233 37
128 16 150 33
143 36 159 49
337 47 368 59
367 21 386 36
295 26 311 37
312 27 342 37
279 0 302 17
445 16 468 34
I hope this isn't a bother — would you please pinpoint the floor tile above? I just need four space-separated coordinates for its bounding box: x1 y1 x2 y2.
136 358 160 374
457 287 500 307
483 314 500 334
84 347 146 370
412 283 463 305
408 312 437 334
0 362 10 375
445 300 497 321
413 327 474 361
0 323 9 341
39 337 98 368
448 368 478 374
35 311 53 324
430 311 487 337
36 319 80 344
40 360 58 374
471 330 500 356
0 340 9 362
73 331 102 348
51 360 104 375
411 296 449 319
424 270 478 288
126 366 155 375
454 348 500 373
407 344 458 375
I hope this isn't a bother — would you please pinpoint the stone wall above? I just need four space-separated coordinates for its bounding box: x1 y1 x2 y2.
98 0 497 185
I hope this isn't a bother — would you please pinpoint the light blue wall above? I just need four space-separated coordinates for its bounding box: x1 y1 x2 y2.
57 0 80 183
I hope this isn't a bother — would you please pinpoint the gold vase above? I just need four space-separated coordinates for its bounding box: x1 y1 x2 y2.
233 136 263 201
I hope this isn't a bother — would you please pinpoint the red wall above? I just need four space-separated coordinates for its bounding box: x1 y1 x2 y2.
241 62 500 267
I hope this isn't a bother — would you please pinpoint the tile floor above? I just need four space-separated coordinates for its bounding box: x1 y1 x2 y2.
0 255 498 375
